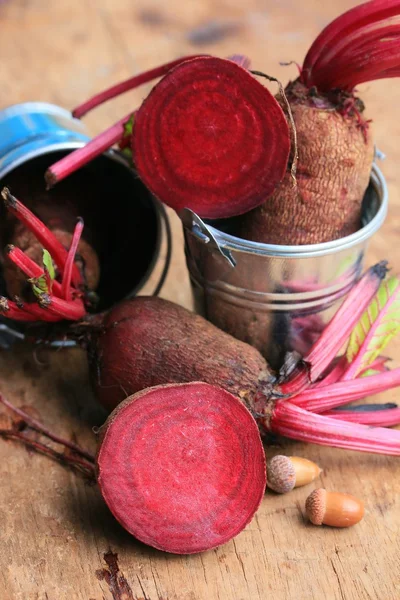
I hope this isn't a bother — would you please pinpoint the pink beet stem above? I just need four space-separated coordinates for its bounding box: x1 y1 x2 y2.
301 0 400 87
314 355 349 387
0 393 95 462
45 112 134 188
72 56 205 118
6 245 63 297
291 367 400 413
322 407 400 427
270 401 400 455
1 188 82 287
280 262 387 396
61 218 84 301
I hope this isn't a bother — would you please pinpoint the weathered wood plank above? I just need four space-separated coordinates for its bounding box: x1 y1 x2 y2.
0 0 399 598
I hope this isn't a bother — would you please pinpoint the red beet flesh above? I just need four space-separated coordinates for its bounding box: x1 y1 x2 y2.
96 382 266 554
133 56 290 219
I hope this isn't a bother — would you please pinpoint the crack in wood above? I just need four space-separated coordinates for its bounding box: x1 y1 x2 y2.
95 550 135 600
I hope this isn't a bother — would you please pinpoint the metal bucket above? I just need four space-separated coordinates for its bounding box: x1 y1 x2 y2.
0 102 171 347
182 163 388 368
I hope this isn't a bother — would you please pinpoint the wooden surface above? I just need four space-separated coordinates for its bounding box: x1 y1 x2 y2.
0 1 399 599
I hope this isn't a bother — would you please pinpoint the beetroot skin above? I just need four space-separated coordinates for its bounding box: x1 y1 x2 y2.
89 296 272 413
96 382 266 554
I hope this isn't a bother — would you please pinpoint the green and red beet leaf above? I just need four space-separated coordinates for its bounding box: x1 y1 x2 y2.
344 275 400 379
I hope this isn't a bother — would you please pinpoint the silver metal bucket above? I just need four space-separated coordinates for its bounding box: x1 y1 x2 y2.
182 163 387 368
0 102 171 347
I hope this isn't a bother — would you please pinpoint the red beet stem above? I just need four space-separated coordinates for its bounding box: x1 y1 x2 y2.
280 262 388 396
301 0 400 89
14 301 60 322
72 56 206 118
45 112 135 188
291 367 400 412
1 188 82 286
0 297 47 321
61 218 84 301
319 40 400 91
322 407 400 427
6 245 63 297
44 296 86 321
314 355 348 387
0 393 95 462
270 401 400 455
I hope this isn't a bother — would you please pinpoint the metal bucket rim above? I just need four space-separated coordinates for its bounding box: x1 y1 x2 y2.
204 162 387 259
0 101 80 122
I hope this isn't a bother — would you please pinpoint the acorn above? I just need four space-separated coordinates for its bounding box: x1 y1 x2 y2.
266 455 322 494
305 489 365 527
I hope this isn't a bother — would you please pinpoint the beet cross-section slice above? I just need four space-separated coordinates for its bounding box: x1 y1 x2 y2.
96 382 266 554
133 56 290 219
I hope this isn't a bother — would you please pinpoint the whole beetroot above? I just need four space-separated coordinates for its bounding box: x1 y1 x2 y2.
88 295 272 412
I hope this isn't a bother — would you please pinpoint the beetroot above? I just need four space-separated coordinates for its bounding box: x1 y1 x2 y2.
46 1 400 245
88 294 270 412
97 382 266 554
85 263 400 456
132 56 290 218
238 1 400 244
46 56 290 219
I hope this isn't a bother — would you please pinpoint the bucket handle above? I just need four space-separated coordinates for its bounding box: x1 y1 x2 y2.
180 208 236 268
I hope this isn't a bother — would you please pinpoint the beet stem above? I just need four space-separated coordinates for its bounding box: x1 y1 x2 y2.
6 245 63 297
72 55 206 118
0 393 95 462
61 218 84 301
45 112 135 188
1 188 82 286
280 262 388 396
270 401 400 455
291 367 400 412
0 296 47 322
44 296 86 321
322 407 400 427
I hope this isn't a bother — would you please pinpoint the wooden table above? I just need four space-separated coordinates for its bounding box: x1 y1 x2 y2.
0 1 399 598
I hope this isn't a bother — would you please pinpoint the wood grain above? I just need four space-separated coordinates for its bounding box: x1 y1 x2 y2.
0 0 399 598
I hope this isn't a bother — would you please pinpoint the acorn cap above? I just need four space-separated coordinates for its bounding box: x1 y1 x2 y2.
266 455 296 493
305 488 327 525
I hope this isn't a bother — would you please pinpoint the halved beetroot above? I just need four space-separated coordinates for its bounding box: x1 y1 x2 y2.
132 56 290 219
96 382 266 554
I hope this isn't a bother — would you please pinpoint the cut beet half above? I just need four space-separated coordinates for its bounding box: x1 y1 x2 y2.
132 56 290 219
96 382 266 554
